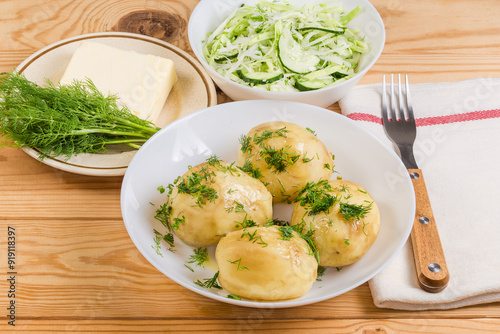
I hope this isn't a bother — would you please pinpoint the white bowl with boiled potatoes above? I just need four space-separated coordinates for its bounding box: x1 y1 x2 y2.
188 0 385 107
120 100 415 308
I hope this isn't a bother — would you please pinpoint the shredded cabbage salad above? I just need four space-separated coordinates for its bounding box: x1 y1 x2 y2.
202 0 369 92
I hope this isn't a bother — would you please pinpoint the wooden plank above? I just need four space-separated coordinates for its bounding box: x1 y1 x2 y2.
1 319 500 333
1 219 499 320
0 148 123 220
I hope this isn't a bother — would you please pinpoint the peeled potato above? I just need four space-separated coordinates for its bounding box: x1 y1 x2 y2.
215 226 318 301
291 180 380 267
237 121 334 203
169 158 273 247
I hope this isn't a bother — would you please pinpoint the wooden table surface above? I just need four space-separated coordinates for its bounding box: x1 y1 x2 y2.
1 0 500 333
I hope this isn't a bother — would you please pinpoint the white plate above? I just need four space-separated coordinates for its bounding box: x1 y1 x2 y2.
15 32 217 176
120 100 415 308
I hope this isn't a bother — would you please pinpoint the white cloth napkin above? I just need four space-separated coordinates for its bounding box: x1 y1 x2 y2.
338 77 500 310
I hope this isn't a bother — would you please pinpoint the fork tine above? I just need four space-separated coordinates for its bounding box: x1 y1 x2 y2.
405 74 415 122
382 74 389 122
397 74 405 121
390 74 398 121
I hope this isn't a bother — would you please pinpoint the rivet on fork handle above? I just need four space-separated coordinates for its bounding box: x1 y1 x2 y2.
408 168 450 293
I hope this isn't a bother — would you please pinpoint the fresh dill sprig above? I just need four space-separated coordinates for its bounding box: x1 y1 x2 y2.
0 72 160 159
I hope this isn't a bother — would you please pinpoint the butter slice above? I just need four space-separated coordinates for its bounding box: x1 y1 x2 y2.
60 41 177 124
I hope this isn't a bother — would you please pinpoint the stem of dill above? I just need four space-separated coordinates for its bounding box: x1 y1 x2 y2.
0 72 162 159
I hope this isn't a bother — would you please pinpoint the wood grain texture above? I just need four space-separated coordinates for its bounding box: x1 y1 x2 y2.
2 319 500 333
1 0 500 332
408 169 450 293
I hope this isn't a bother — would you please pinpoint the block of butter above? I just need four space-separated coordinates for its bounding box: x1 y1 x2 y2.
60 41 177 124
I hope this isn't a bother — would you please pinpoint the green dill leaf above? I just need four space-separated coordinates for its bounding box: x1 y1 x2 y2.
154 203 173 231
227 294 242 300
306 127 317 136
238 159 264 180
187 247 209 267
157 185 166 194
228 258 249 271
317 266 326 281
194 271 223 290
277 225 294 241
235 215 259 229
339 201 373 221
172 214 186 230
295 180 337 215
0 72 160 159
239 135 252 154
176 171 219 208
253 127 289 145
260 144 300 173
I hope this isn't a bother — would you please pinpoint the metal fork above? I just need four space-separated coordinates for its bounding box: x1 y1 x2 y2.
382 74 450 293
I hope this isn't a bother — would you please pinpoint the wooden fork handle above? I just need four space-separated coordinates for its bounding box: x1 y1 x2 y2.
408 169 450 293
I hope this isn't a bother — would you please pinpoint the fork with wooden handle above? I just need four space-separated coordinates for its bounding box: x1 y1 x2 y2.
381 74 450 293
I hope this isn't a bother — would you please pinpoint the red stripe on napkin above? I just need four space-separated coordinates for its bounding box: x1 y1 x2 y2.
347 109 500 126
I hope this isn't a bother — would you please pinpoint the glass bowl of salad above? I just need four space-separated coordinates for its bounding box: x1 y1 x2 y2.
188 0 385 108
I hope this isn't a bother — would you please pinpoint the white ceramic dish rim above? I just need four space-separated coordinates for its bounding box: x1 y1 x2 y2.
188 0 386 98
120 100 415 308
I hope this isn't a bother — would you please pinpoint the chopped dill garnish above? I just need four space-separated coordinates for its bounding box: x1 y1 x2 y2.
306 127 317 136
235 215 259 229
291 221 320 262
277 225 294 241
194 271 223 290
227 294 242 300
265 218 288 227
187 247 209 267
157 185 166 194
295 180 337 216
238 159 264 180
339 201 373 221
241 228 268 247
344 239 350 246
152 229 175 255
260 144 300 173
302 153 314 163
253 127 289 145
228 258 249 271
172 214 185 230
317 266 327 281
176 172 219 208
239 135 252 154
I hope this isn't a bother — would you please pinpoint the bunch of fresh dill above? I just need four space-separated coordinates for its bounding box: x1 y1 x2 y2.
0 71 161 159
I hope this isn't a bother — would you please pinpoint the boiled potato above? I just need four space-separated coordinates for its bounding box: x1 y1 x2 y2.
168 157 273 247
237 122 334 203
216 226 318 301
291 180 380 267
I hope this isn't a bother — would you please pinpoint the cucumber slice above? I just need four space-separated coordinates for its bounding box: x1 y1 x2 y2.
295 78 335 91
237 69 284 85
277 26 320 74
214 52 238 63
297 27 346 35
